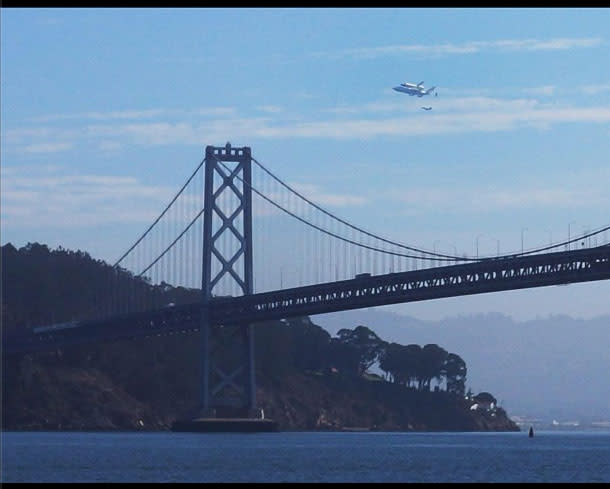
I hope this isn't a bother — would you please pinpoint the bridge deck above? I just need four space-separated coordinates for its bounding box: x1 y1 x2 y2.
4 246 609 355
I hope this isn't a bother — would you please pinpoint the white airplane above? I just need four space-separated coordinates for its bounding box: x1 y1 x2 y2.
393 80 436 97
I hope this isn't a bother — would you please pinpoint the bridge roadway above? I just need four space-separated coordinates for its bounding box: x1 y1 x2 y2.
4 245 610 355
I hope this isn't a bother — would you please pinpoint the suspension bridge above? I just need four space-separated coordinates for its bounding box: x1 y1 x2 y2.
4 143 610 426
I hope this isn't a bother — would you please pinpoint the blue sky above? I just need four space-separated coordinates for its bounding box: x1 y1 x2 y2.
2 8 610 321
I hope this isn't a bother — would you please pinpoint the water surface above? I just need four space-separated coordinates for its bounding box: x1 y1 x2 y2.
2 430 609 482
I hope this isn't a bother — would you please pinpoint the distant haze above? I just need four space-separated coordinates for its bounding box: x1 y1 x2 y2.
312 308 610 423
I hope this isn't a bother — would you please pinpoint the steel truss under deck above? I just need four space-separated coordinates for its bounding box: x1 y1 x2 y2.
215 245 610 323
4 245 609 356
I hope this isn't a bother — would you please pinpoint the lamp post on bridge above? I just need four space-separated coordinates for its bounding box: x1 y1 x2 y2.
476 234 484 259
433 240 441 254
476 234 498 258
434 240 457 262
582 225 591 248
521 227 528 255
568 221 577 251
432 240 443 267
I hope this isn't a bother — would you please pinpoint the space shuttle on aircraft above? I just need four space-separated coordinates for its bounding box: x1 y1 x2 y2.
393 80 436 97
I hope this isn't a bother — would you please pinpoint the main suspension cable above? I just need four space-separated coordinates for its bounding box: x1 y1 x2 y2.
113 157 205 267
250 155 610 260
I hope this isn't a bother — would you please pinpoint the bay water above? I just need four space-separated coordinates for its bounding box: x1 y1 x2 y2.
2 430 609 483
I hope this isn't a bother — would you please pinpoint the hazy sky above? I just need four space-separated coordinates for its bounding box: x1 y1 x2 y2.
2 8 609 321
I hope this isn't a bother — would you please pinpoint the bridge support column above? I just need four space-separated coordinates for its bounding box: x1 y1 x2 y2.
176 142 274 431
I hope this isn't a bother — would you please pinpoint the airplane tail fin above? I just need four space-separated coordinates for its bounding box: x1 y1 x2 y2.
426 86 436 94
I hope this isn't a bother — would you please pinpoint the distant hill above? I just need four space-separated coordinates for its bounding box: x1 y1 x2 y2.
312 308 610 423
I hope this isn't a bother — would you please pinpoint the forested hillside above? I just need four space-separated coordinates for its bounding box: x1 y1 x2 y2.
1 243 518 432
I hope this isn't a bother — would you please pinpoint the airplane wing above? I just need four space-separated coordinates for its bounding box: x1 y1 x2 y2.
417 81 424 86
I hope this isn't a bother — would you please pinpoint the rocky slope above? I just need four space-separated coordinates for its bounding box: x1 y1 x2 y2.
2 338 518 433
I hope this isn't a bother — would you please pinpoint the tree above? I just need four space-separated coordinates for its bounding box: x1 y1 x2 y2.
378 342 402 384
254 320 295 378
473 391 497 405
379 343 423 388
327 337 361 377
287 317 332 372
402 344 424 388
419 344 448 391
335 325 385 376
442 353 467 396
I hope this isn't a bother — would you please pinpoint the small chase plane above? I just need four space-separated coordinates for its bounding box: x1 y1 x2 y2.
393 80 436 97
421 106 432 111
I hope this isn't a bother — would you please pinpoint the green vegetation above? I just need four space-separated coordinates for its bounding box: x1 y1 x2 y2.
1 242 200 334
256 320 467 396
1 242 516 431
2 242 465 395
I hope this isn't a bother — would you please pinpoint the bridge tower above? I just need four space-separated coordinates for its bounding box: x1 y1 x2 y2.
199 142 259 419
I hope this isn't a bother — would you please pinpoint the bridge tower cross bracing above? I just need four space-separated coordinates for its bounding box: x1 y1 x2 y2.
200 142 259 418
